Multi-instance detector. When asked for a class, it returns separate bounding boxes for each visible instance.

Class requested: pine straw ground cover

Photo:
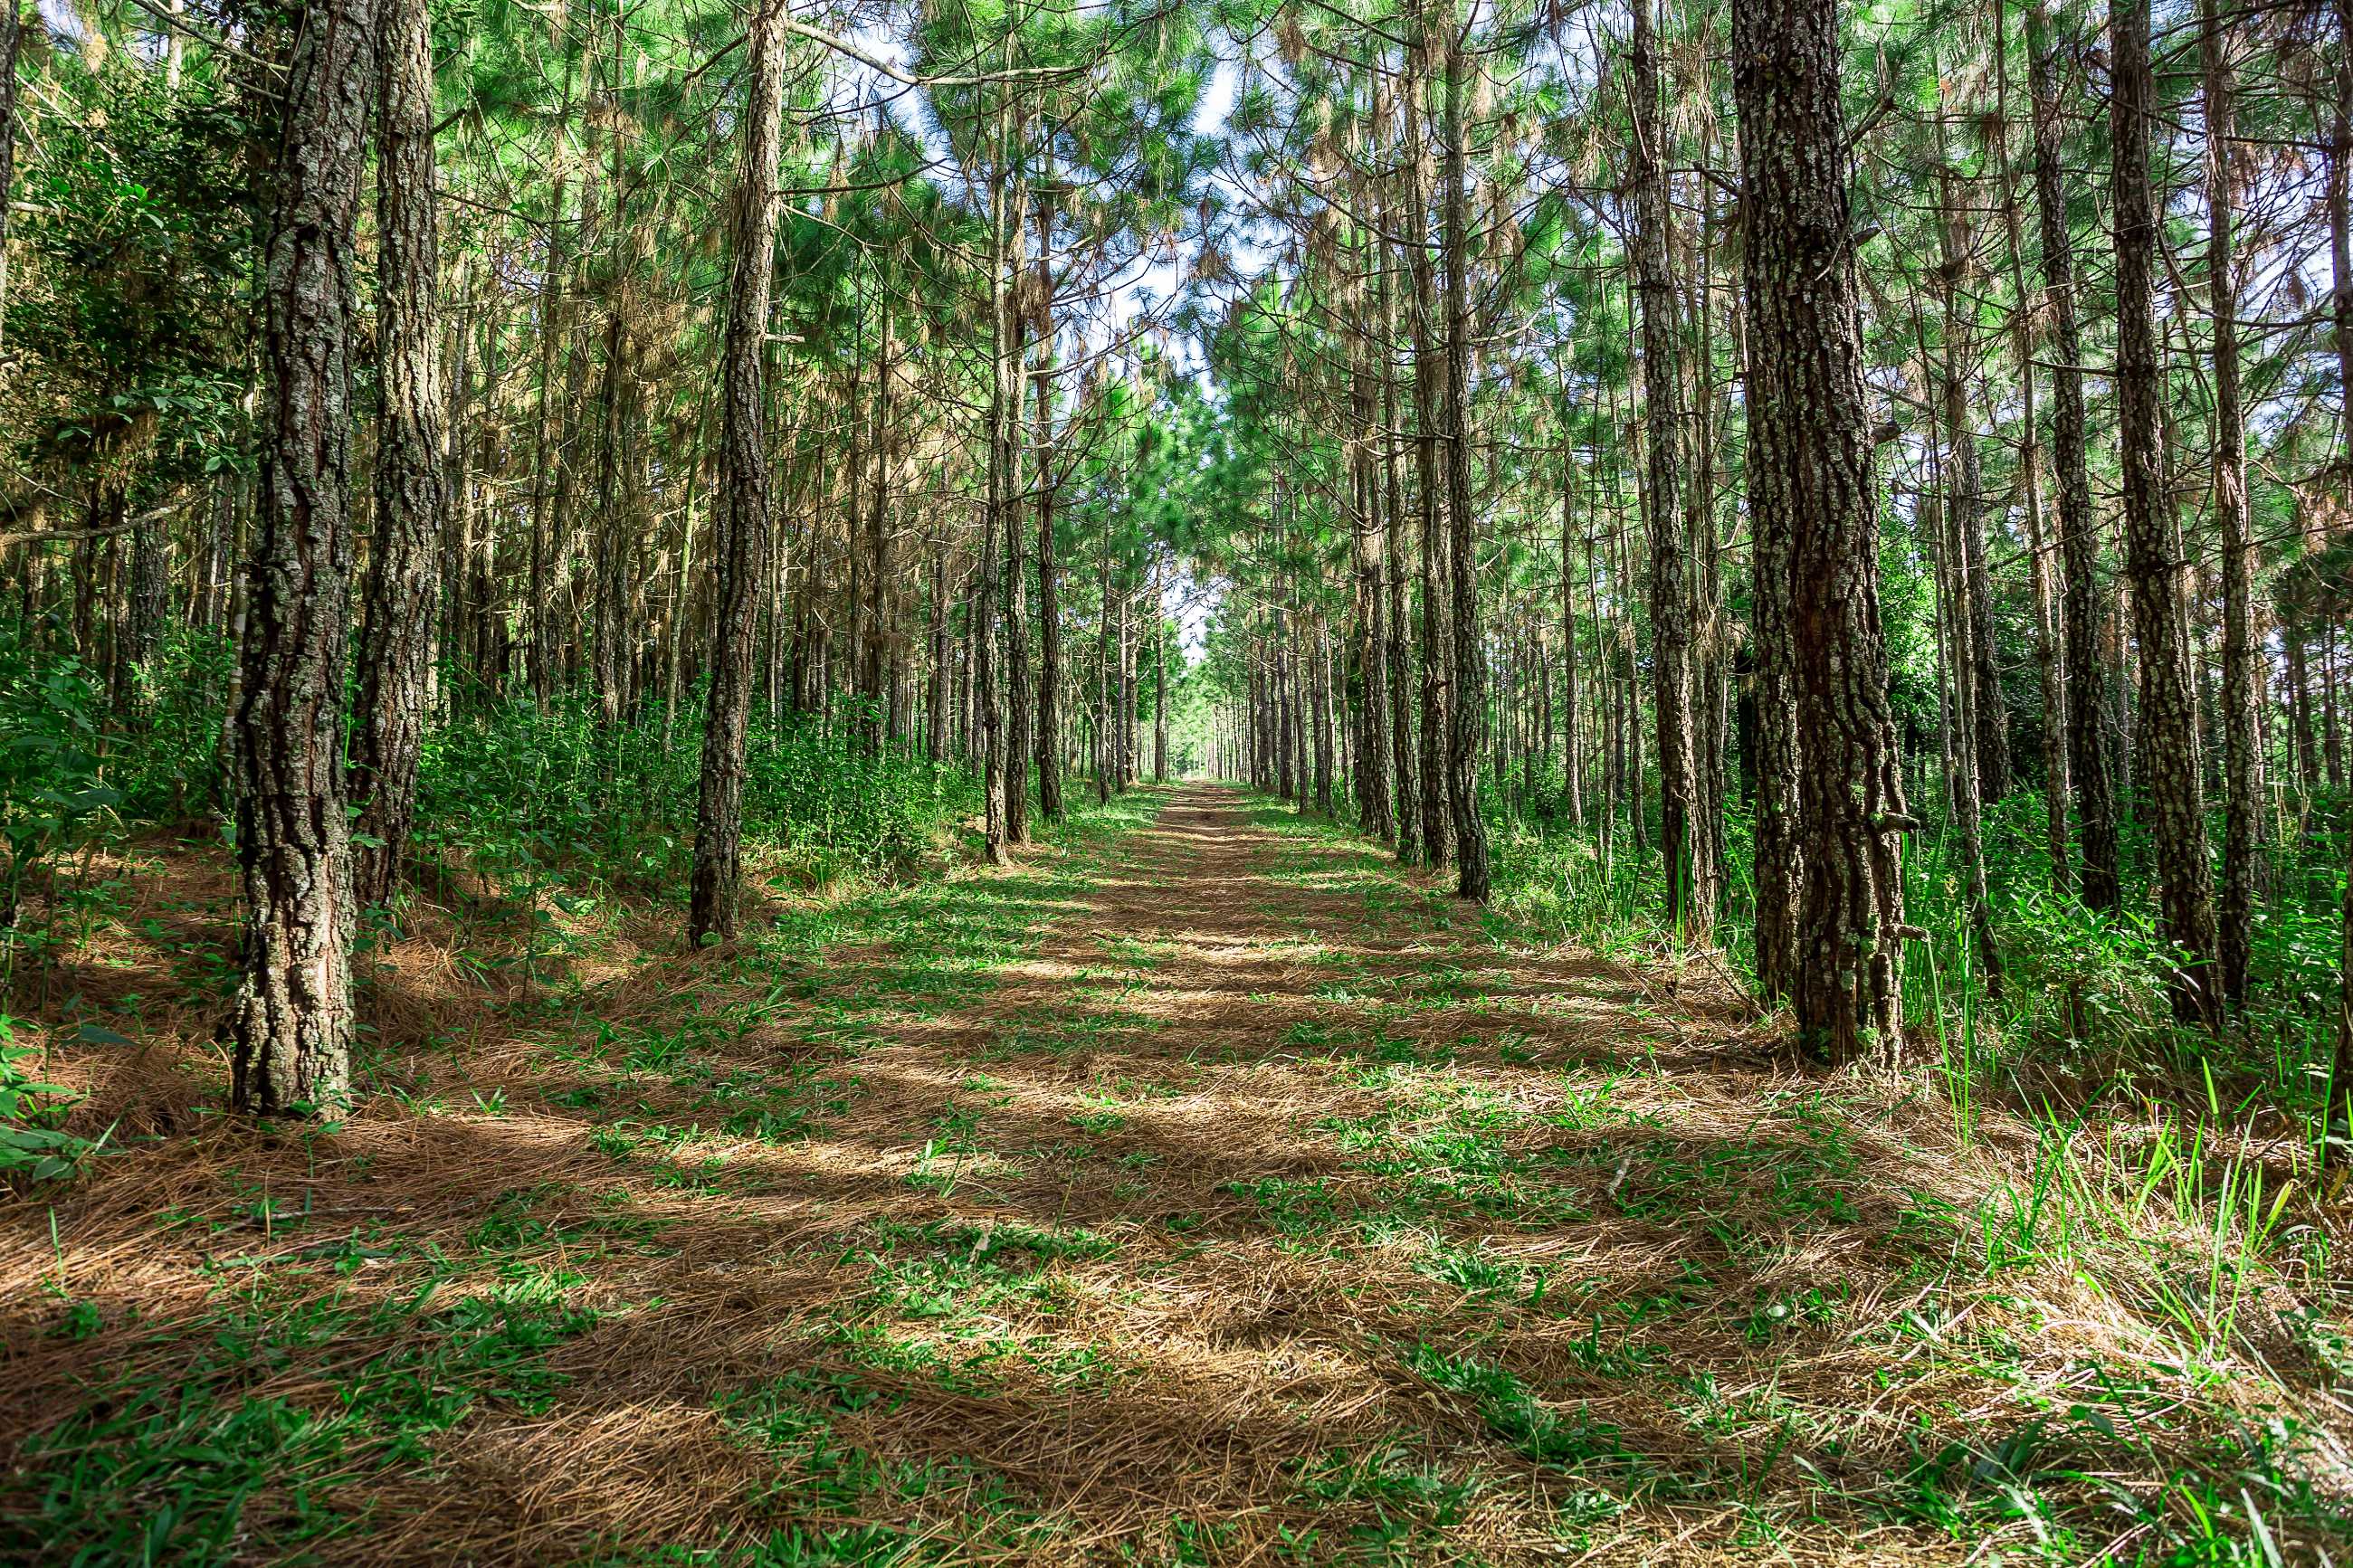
[2,783,2350,1566]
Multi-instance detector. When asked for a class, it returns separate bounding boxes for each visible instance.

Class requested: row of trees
[5,0,2352,1114]
[1180,0,2353,1078]
[0,0,1211,1109]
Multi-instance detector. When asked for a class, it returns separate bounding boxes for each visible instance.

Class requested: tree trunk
[1381,228,1420,863]
[1351,239,1393,840]
[1733,0,1910,1061]
[1407,41,1452,870]
[229,0,377,1112]
[1034,289,1066,819]
[1559,440,1583,829]
[1995,24,2070,887]
[1155,615,1169,783]
[123,497,168,716]
[1631,0,1702,936]
[1440,15,1487,900]
[2113,0,2222,1030]
[858,313,893,748]
[977,111,1024,855]
[1937,165,2009,806]
[352,0,447,908]
[2028,0,2119,909]
[2204,0,2257,1011]
[928,542,952,763]
[685,0,788,946]
[1003,287,1034,843]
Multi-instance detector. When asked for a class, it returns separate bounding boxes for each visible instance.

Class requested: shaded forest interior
[4,0,2353,1560]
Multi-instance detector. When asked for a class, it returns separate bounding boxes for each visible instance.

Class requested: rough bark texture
[1440,20,1488,902]
[1559,447,1583,828]
[685,0,787,946]
[999,193,1034,847]
[2204,0,2256,1010]
[2336,0,2353,478]
[352,0,448,908]
[1631,0,1703,936]
[979,165,1014,859]
[229,0,378,1112]
[1748,358,1799,1003]
[1994,28,2069,889]
[857,318,893,747]
[2028,0,2118,909]
[2334,0,2353,1158]
[1936,172,2009,807]
[2112,0,2222,1031]
[1349,214,1393,841]
[1381,231,1420,864]
[1407,43,1453,872]
[1733,0,1910,1062]
[1034,305,1065,821]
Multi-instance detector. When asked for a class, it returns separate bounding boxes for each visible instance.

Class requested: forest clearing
[5,0,2353,1559]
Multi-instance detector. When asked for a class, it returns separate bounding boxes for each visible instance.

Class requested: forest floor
[3,784,2348,1565]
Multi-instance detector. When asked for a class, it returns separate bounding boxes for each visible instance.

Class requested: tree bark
[1439,14,1487,900]
[229,0,378,1112]
[1381,226,1420,863]
[352,0,448,908]
[1034,271,1066,819]
[1937,166,2010,806]
[686,0,788,946]
[2113,0,2222,1030]
[1733,0,1910,1061]
[1405,33,1452,870]
[857,312,893,749]
[2204,0,2257,1011]
[2028,0,2119,908]
[0,2,24,359]
[1631,0,1704,936]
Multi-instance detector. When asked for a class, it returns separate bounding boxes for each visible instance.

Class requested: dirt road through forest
[2,784,2329,1564]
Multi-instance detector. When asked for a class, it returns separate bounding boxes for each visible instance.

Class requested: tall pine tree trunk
[685,0,788,946]
[1034,259,1066,819]
[1440,15,1487,899]
[352,0,447,908]
[1995,21,2070,885]
[1381,225,1420,863]
[1733,0,1910,1061]
[2029,0,2119,908]
[229,0,378,1112]
[2204,0,2257,1011]
[2113,0,2222,1030]
[1631,0,1703,936]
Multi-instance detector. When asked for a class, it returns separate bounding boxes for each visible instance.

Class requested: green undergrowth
[1236,782,2353,1564]
[7,779,2349,1563]
[2,756,1158,1563]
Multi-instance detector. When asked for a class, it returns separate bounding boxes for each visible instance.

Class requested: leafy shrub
[0,629,118,961]
[0,1014,108,1184]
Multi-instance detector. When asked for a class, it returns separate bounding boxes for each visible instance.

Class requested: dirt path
[2,784,2331,1564]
